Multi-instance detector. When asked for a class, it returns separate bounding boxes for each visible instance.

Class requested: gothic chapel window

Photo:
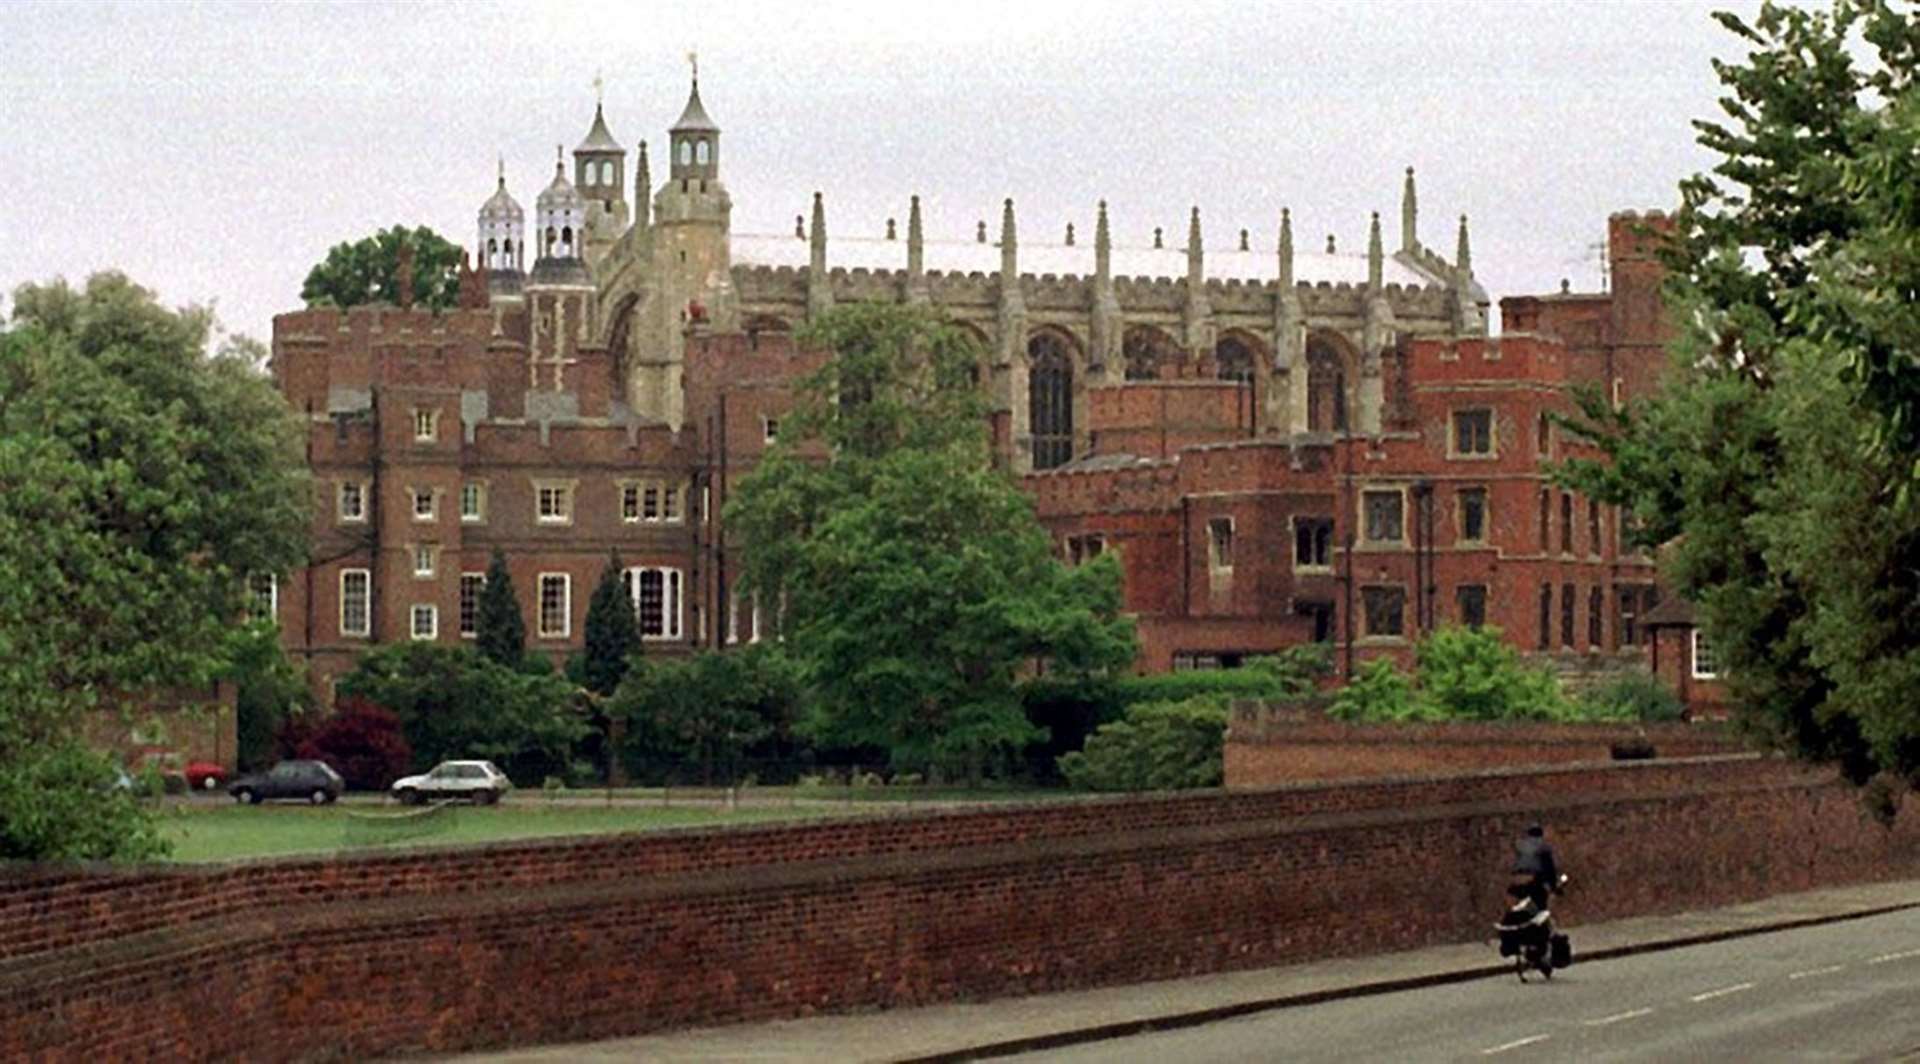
[1215,337,1254,383]
[1029,333,1073,470]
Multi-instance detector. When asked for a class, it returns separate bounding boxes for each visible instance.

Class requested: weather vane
[593,70,604,104]
[688,50,698,85]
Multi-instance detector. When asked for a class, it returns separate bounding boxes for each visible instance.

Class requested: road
[1008,908,1920,1063]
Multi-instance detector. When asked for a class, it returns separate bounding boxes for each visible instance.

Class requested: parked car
[227,760,344,805]
[184,761,229,792]
[390,761,512,805]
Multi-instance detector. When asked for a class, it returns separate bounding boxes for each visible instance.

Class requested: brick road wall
[3,756,1913,1061]
[1225,710,1743,786]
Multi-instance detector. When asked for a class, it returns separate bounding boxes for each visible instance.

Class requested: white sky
[1,0,1773,344]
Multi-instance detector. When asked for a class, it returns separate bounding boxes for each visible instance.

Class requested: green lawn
[156,799,845,863]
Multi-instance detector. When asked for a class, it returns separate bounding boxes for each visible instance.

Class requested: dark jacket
[1512,835,1560,885]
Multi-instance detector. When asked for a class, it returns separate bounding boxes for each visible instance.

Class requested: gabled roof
[1641,597,1696,629]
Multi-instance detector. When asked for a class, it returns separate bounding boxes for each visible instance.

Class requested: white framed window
[460,482,485,523]
[643,484,661,521]
[1691,629,1720,679]
[412,543,437,578]
[410,604,438,641]
[538,573,570,638]
[340,569,371,638]
[338,481,366,523]
[535,482,573,525]
[621,480,685,524]
[1362,488,1406,545]
[621,484,642,523]
[763,417,779,444]
[246,572,277,624]
[412,488,435,522]
[459,572,485,638]
[1361,585,1407,638]
[413,408,437,442]
[663,484,682,523]
[629,566,683,641]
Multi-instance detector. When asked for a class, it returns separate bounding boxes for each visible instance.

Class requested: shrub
[1058,697,1229,791]
[1414,625,1571,721]
[1327,657,1437,722]
[1577,672,1687,723]
[336,642,589,784]
[296,696,412,790]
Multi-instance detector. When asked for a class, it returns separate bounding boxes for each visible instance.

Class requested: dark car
[227,760,344,805]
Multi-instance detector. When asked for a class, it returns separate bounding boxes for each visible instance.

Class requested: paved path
[440,879,1919,1064]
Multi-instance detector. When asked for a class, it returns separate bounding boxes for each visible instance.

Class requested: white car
[391,760,512,805]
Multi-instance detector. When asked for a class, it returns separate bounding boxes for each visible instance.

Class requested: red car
[184,761,229,791]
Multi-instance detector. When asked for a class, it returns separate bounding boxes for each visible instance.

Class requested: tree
[726,303,1137,779]
[611,645,803,785]
[475,548,526,668]
[580,552,639,697]
[1555,2,1920,786]
[224,621,312,771]
[336,642,589,785]
[295,695,411,790]
[0,272,309,859]
[300,225,463,310]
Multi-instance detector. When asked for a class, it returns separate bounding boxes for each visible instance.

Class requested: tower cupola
[573,97,627,211]
[477,157,526,299]
[669,56,720,186]
[535,146,586,261]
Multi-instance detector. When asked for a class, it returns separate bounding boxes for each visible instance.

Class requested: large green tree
[726,303,1137,778]
[611,645,803,785]
[300,225,463,310]
[0,272,310,859]
[1557,1,1920,784]
[475,548,526,668]
[580,552,639,697]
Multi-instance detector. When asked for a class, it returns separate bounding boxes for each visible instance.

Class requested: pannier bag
[1549,932,1572,969]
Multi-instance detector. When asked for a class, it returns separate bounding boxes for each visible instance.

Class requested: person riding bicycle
[1508,822,1562,910]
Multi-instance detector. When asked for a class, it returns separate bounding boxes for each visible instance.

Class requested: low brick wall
[3,756,1913,1061]
[1225,705,1742,787]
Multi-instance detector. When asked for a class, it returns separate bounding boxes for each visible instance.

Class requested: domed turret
[532,146,591,286]
[477,158,525,300]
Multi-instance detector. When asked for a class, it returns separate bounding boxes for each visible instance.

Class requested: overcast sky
[2,0,1774,344]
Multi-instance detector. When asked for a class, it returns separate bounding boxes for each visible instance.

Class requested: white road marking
[1789,964,1845,979]
[1584,1007,1654,1026]
[1867,948,1920,965]
[1689,982,1755,1003]
[1481,1034,1550,1055]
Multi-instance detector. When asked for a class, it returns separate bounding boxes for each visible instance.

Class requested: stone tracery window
[1123,326,1179,382]
[1029,331,1074,470]
[1305,335,1349,432]
[1214,335,1255,383]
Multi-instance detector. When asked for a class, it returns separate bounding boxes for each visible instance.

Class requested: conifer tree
[475,548,525,668]
[581,552,639,696]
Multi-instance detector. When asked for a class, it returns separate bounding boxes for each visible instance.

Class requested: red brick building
[266,76,1700,710]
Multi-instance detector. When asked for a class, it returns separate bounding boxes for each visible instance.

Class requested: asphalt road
[1007,908,1920,1063]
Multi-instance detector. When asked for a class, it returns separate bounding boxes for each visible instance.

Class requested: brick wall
[4,756,1912,1061]
[1225,708,1743,786]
